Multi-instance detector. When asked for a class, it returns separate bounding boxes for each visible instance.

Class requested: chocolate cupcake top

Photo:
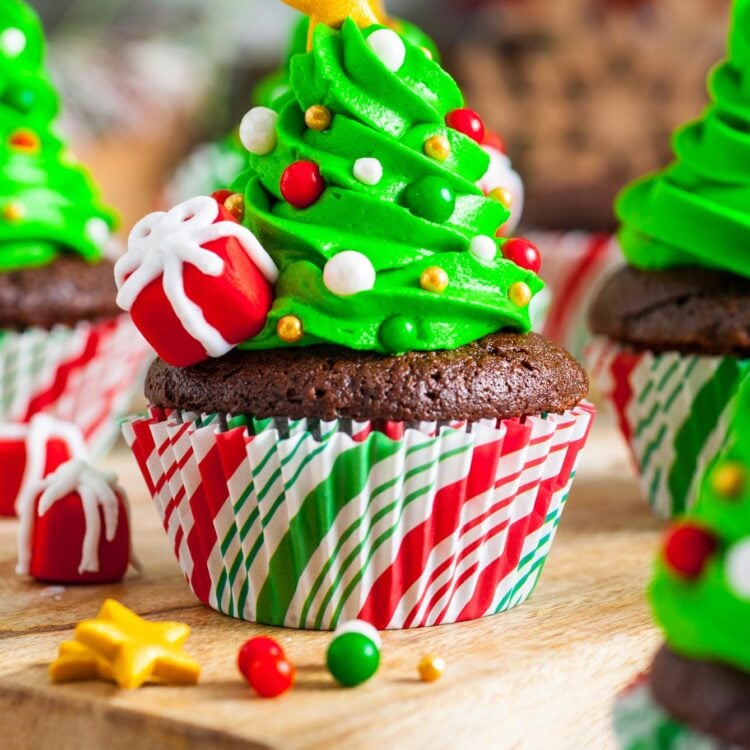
[0,255,120,329]
[145,331,588,421]
[589,265,750,356]
[0,1,116,272]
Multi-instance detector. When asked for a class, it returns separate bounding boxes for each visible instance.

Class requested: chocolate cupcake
[614,380,750,749]
[0,0,150,517]
[588,0,750,519]
[120,0,593,630]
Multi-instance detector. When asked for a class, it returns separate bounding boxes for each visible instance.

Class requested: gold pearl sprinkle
[277,315,304,343]
[508,281,532,308]
[224,193,245,222]
[420,266,449,294]
[418,655,445,683]
[305,105,332,132]
[3,202,24,222]
[424,135,451,162]
[488,187,513,209]
[711,460,746,499]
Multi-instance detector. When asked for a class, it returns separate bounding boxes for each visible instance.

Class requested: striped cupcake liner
[122,403,594,630]
[0,315,151,460]
[614,679,731,749]
[587,337,750,519]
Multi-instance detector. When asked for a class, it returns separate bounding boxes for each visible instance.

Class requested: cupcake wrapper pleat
[0,315,150,458]
[587,337,750,519]
[122,404,595,630]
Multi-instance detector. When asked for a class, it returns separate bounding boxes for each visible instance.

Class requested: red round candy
[280,160,325,209]
[238,637,285,678]
[663,523,718,580]
[247,656,295,698]
[211,189,234,206]
[502,238,541,274]
[446,108,485,144]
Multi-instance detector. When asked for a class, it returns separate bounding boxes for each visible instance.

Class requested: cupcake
[0,0,150,495]
[588,0,750,519]
[120,0,594,630]
[614,381,750,748]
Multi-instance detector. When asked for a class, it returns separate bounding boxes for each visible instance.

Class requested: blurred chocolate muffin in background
[442,0,730,230]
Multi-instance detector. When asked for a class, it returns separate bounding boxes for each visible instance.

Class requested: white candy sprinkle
[334,619,382,649]
[323,251,376,297]
[85,217,111,247]
[353,158,383,186]
[469,235,498,261]
[0,28,26,58]
[239,107,279,156]
[366,29,406,73]
[726,537,750,599]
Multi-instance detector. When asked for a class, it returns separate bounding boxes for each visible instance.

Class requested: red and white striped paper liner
[0,315,151,459]
[123,403,594,630]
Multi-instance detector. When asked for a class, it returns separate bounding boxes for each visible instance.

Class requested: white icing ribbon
[17,458,127,576]
[12,414,89,525]
[115,196,278,359]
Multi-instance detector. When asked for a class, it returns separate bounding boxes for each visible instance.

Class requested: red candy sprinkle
[9,129,40,152]
[238,637,285,678]
[502,238,541,274]
[247,656,295,698]
[446,108,485,144]
[663,523,718,580]
[280,160,325,209]
[211,189,234,206]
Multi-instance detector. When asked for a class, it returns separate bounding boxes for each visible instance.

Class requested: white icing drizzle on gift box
[6,413,88,517]
[14,415,131,577]
[115,195,278,358]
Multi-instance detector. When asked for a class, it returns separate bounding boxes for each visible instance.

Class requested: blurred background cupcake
[614,379,750,748]
[588,0,750,519]
[0,0,151,514]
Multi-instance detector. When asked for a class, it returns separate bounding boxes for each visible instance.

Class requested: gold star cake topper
[49,599,201,690]
[282,0,389,48]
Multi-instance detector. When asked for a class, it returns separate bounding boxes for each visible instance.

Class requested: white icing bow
[115,196,278,358]
[17,459,126,576]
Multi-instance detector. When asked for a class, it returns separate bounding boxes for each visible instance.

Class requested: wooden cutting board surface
[0,416,662,750]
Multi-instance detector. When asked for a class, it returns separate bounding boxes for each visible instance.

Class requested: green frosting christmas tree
[617,0,750,278]
[651,377,750,674]
[0,0,115,271]
[231,1,541,354]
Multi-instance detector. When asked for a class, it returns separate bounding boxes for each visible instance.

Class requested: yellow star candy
[282,0,388,48]
[50,599,200,690]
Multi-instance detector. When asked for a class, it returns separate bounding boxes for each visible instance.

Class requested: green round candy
[5,84,36,113]
[326,632,380,687]
[405,176,456,223]
[379,315,418,353]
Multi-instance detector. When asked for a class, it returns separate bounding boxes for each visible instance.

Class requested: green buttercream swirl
[254,15,441,110]
[650,378,750,674]
[0,0,115,271]
[617,0,750,277]
[239,19,541,353]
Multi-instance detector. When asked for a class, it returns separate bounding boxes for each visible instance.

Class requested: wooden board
[0,414,663,750]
